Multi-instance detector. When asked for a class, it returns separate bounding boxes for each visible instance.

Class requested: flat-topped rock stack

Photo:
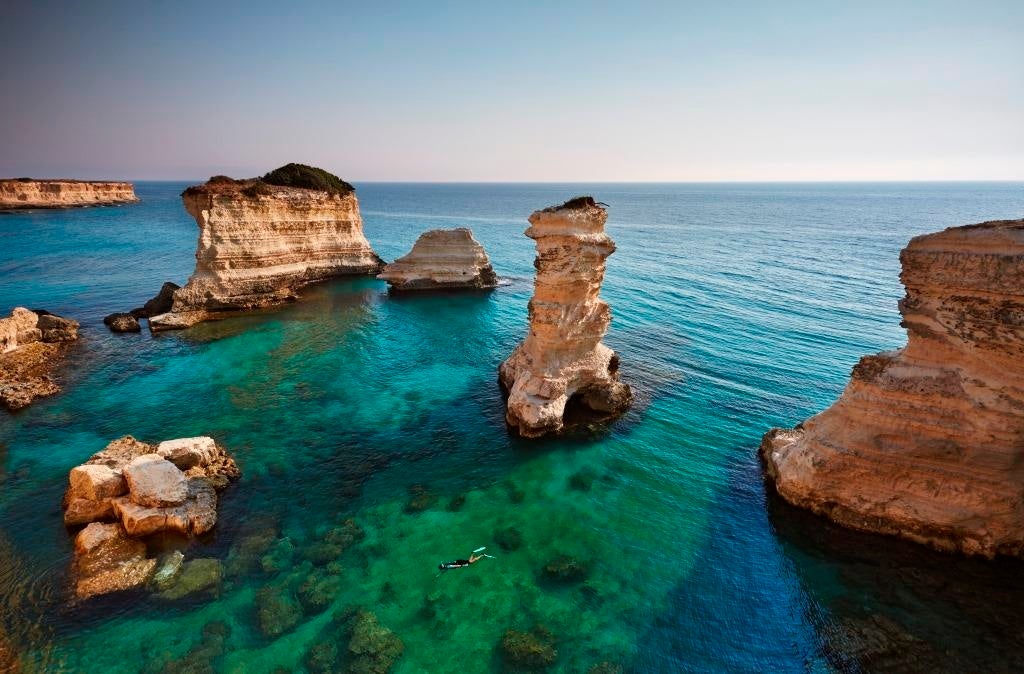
[149,164,384,330]
[0,179,138,209]
[499,197,632,437]
[762,218,1024,558]
[377,228,498,290]
[64,435,239,599]
[0,307,79,411]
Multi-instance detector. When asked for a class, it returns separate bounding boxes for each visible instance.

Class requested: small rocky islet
[63,435,239,600]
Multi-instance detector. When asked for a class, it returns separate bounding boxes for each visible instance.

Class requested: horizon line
[43,178,1024,184]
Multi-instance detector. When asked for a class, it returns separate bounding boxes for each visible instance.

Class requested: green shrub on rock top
[261,163,354,195]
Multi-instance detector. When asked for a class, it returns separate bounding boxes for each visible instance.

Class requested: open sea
[1,181,1023,673]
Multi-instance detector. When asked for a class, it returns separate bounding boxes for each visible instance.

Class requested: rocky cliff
[377,228,498,290]
[499,197,632,437]
[149,173,383,330]
[762,218,1024,558]
[0,308,79,411]
[0,179,137,209]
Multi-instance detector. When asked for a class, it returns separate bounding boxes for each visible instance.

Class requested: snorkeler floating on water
[438,547,495,572]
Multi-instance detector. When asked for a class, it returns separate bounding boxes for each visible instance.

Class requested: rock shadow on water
[766,491,1024,672]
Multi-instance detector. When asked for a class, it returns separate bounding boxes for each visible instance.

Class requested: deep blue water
[1,182,1023,673]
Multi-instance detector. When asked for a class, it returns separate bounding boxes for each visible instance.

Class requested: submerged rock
[377,228,498,291]
[494,526,523,551]
[0,307,79,411]
[73,522,157,600]
[306,639,339,674]
[103,312,140,333]
[347,610,404,673]
[260,537,296,573]
[500,625,557,670]
[150,166,383,330]
[762,218,1024,558]
[403,485,437,513]
[256,584,303,638]
[298,566,344,614]
[542,554,589,582]
[156,558,223,600]
[499,197,632,437]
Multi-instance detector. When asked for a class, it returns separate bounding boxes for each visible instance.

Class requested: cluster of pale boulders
[64,435,239,599]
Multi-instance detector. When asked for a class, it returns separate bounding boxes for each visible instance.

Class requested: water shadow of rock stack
[500,196,632,437]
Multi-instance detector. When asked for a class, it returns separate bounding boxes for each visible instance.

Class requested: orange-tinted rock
[0,308,79,411]
[0,179,138,209]
[762,218,1024,558]
[72,522,156,599]
[499,197,632,437]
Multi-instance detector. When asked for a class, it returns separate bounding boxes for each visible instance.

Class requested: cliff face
[0,179,137,209]
[762,218,1024,558]
[0,308,79,411]
[150,178,383,330]
[377,228,498,290]
[499,197,632,437]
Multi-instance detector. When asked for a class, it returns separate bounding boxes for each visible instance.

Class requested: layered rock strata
[150,176,383,330]
[377,228,498,290]
[762,218,1024,558]
[499,197,632,437]
[0,308,79,411]
[0,179,137,209]
[64,435,239,598]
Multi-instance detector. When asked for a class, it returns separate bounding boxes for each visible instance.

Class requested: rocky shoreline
[0,179,138,209]
[762,218,1024,558]
[0,308,79,411]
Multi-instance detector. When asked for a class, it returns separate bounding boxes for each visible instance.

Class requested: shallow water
[1,182,1023,673]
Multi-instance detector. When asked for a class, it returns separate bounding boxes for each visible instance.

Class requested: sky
[1,1,1022,182]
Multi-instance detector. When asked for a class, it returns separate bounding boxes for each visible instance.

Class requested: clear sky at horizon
[1,1,1022,182]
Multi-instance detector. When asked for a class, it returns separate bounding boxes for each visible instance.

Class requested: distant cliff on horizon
[0,178,138,209]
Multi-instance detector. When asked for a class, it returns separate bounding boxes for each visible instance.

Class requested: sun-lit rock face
[149,176,383,330]
[0,179,137,209]
[377,228,498,290]
[762,218,1024,558]
[499,197,632,437]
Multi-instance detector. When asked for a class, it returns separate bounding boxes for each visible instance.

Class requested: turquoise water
[1,182,1023,673]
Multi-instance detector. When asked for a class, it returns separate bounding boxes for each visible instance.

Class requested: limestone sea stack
[149,164,383,330]
[499,197,632,437]
[762,218,1024,558]
[0,307,79,411]
[377,228,498,290]
[0,178,137,209]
